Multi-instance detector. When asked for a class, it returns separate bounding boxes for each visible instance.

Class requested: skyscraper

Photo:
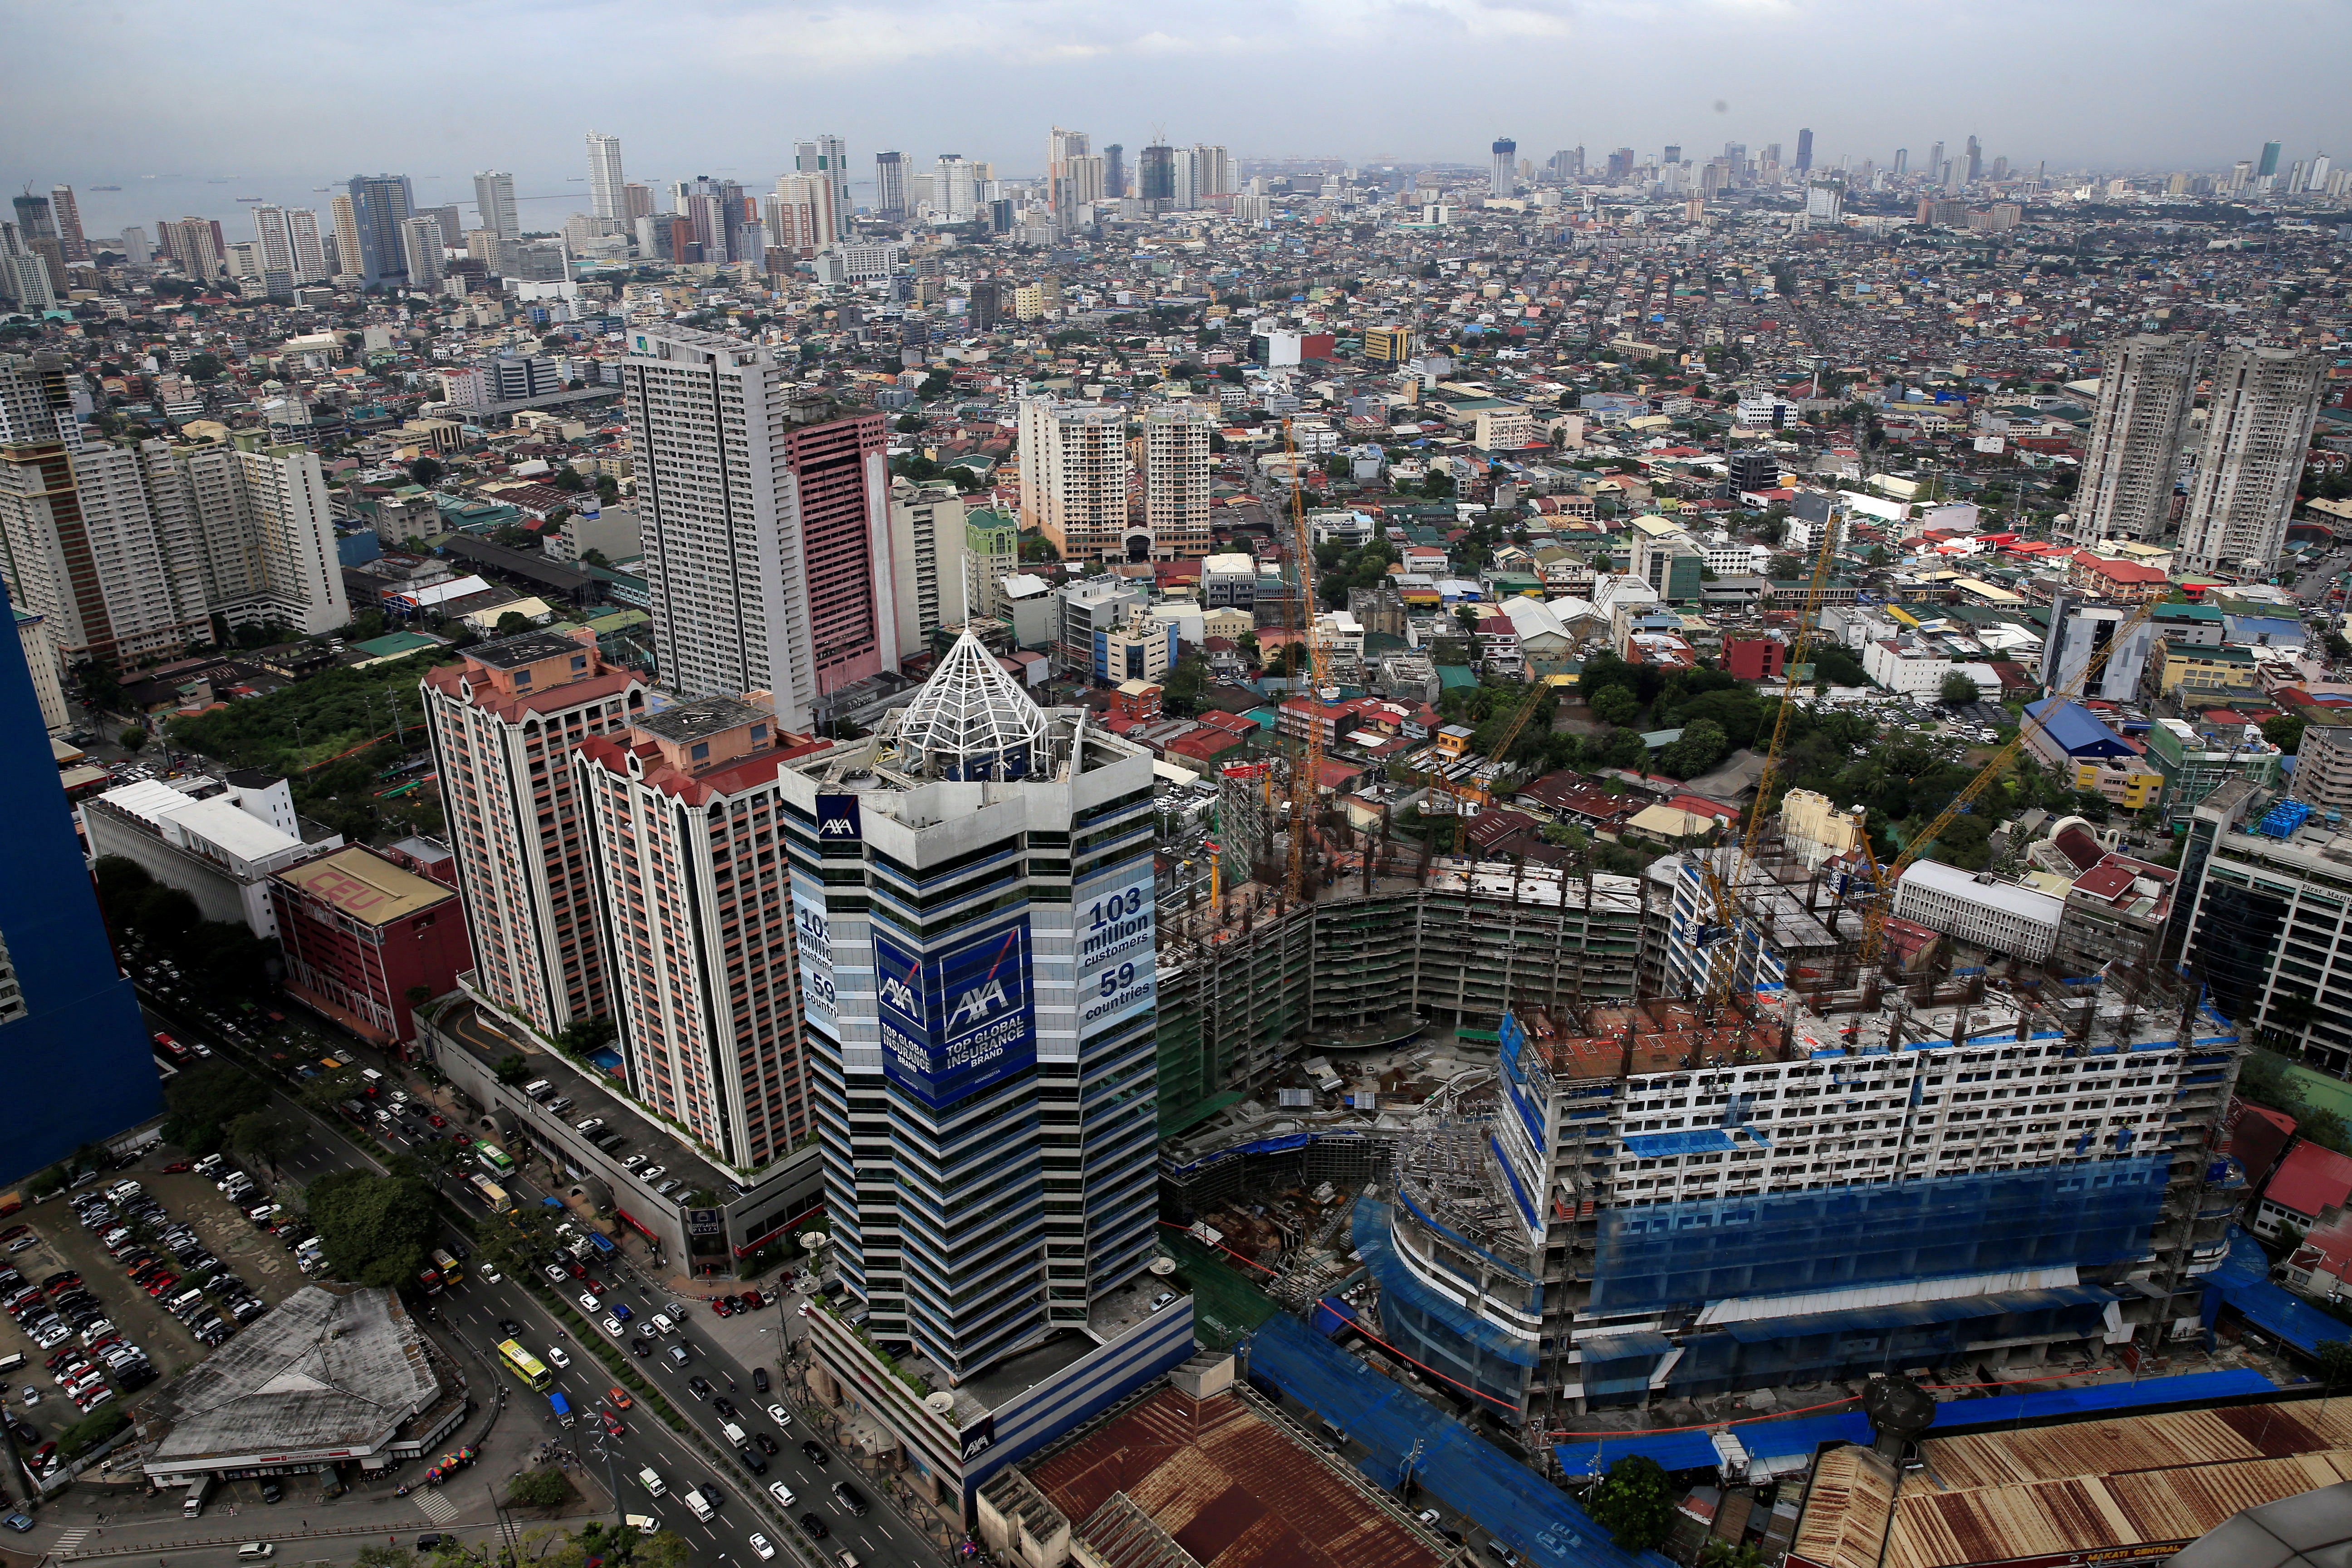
[345,174,416,287]
[620,325,898,730]
[46,186,88,265]
[934,155,975,222]
[473,172,519,241]
[573,695,819,1169]
[1190,145,1233,201]
[2259,140,2283,178]
[328,194,363,282]
[1137,144,1175,205]
[874,152,906,218]
[795,136,852,239]
[1103,143,1125,200]
[162,216,225,281]
[1142,402,1212,559]
[1893,147,1909,178]
[420,628,648,1041]
[1965,134,1982,183]
[1490,136,1518,194]
[1795,127,1814,174]
[399,216,446,286]
[1047,128,1101,230]
[2066,333,2199,547]
[2178,345,2327,577]
[0,570,162,1182]
[1018,398,1132,562]
[0,228,57,313]
[782,632,1161,1376]
[586,131,627,221]
[250,206,296,280]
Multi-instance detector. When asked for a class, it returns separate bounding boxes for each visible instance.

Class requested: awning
[1719,1284,2117,1343]
[1577,1330,1673,1363]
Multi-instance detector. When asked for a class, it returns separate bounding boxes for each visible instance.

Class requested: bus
[496,1340,552,1391]
[415,1264,442,1296]
[476,1143,515,1176]
[468,1174,512,1215]
[431,1248,463,1287]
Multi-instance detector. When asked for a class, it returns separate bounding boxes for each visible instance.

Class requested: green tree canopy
[1589,1455,1675,1550]
[1589,685,1640,727]
[2266,714,2308,755]
[306,1167,440,1288]
[1940,673,1982,706]
[162,1063,271,1153]
[508,1468,571,1508]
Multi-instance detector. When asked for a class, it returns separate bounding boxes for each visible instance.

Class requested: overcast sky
[10,0,2347,236]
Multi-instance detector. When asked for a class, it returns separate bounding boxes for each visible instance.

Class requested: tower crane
[1284,419,1327,904]
[1853,596,2157,970]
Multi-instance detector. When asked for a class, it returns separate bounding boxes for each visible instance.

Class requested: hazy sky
[10,0,2347,236]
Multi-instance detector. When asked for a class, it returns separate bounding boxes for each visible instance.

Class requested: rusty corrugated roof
[1025,1387,1438,1568]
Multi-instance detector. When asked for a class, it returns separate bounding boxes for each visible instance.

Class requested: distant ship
[313,186,332,192]
[90,185,121,191]
[236,196,264,202]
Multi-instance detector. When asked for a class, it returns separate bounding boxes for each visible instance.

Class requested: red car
[144,1273,178,1297]
[600,1412,624,1437]
[581,1278,604,1297]
[162,1161,191,1174]
[426,1114,446,1128]
[741,1289,763,1309]
[565,1262,587,1280]
[709,1298,732,1318]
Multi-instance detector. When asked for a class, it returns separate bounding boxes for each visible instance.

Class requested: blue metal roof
[2023,697,2135,760]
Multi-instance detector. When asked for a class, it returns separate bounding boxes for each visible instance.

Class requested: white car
[544,1266,568,1283]
[766,1482,796,1509]
[767,1404,793,1428]
[747,1536,774,1562]
[578,1293,600,1313]
[546,1346,571,1369]
[602,1316,624,1338]
[480,1267,503,1284]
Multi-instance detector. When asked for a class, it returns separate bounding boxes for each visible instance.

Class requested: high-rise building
[328,194,364,282]
[0,571,162,1180]
[781,633,1161,1376]
[345,174,416,287]
[1892,147,1909,178]
[0,351,78,447]
[0,227,56,313]
[2064,333,2199,547]
[1141,402,1212,559]
[2040,591,2157,705]
[966,279,1000,332]
[2178,345,2327,577]
[46,186,88,265]
[1137,144,1175,205]
[933,155,976,222]
[250,206,296,281]
[620,326,897,730]
[874,152,906,218]
[887,478,971,653]
[767,176,835,259]
[9,195,61,292]
[586,131,627,221]
[1550,147,1584,180]
[420,628,647,1041]
[1190,145,1232,200]
[1965,134,1982,183]
[2259,140,2283,178]
[281,209,324,283]
[1795,127,1814,173]
[622,183,653,224]
[1103,144,1125,200]
[573,695,819,1169]
[398,215,446,285]
[1018,398,1132,563]
[162,216,224,281]
[1490,137,1517,194]
[794,136,852,239]
[472,172,519,241]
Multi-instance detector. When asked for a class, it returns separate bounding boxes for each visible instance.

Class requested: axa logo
[879,973,921,1019]
[946,978,1013,1030]
[818,816,858,837]
[961,1431,995,1460]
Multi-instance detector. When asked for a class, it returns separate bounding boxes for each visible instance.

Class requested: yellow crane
[1443,656,1569,854]
[1284,419,1327,904]
[1853,596,2158,969]
[1696,505,1847,1011]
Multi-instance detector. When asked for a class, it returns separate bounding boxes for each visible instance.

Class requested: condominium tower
[1491,137,1518,194]
[2064,333,2197,547]
[573,695,822,1171]
[794,137,852,240]
[619,325,897,730]
[2177,345,2327,577]
[1141,402,1214,559]
[345,174,416,287]
[472,172,520,241]
[586,132,627,222]
[1017,397,1131,562]
[420,628,647,1040]
[781,633,1161,1380]
[874,152,906,219]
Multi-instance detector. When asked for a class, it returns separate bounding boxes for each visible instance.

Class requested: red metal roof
[2265,1140,2352,1219]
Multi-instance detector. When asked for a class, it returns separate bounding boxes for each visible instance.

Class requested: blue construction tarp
[1309,1296,1358,1338]
[1245,1313,1673,1568]
[1552,1368,2279,1477]
[2205,1227,2345,1357]
[1621,1129,1739,1158]
[1717,1284,2115,1342]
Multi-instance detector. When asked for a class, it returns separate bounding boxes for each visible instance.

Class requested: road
[119,985,940,1568]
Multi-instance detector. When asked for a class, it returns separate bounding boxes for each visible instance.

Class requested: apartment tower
[573,695,823,1170]
[2178,345,2327,577]
[874,152,906,219]
[420,627,647,1040]
[1491,137,1518,194]
[794,137,853,240]
[344,174,416,287]
[1141,402,1213,559]
[2064,333,2198,547]
[473,172,520,241]
[781,634,1161,1379]
[1017,397,1131,563]
[586,132,627,222]
[619,325,897,730]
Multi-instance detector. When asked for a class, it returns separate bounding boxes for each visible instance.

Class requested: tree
[2267,714,2308,755]
[306,1167,439,1287]
[227,1111,298,1175]
[1589,686,1640,727]
[352,1547,413,1568]
[508,1468,571,1508]
[1588,1455,1675,1550]
[556,1016,617,1060]
[184,353,225,382]
[2317,1340,2352,1394]
[408,456,445,486]
[1940,673,1982,706]
[1657,718,1730,780]
[1766,553,1804,580]
[1161,654,1210,718]
[494,611,535,639]
[118,726,147,753]
[162,1063,271,1154]
[493,1054,531,1087]
[551,466,588,494]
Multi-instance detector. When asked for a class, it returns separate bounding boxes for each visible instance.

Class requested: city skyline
[9,0,2350,234]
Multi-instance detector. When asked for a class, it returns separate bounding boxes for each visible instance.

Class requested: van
[0,1353,26,1376]
[637,1467,666,1496]
[523,1080,552,1100]
[359,1068,383,1088]
[721,1421,747,1447]
[681,1488,714,1523]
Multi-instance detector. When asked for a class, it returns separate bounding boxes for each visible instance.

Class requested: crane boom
[1284,419,1326,904]
[1855,597,2156,967]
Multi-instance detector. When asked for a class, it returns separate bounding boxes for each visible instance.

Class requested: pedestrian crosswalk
[51,1528,89,1556]
[414,1489,458,1524]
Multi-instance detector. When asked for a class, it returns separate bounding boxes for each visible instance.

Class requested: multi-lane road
[129,989,938,1568]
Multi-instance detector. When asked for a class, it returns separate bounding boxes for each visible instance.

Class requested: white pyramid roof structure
[895,631,1050,779]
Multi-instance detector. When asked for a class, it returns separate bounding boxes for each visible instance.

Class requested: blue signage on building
[814,794,862,844]
[872,920,1035,1108]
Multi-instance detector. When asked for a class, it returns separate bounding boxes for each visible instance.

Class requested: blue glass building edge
[0,577,161,1179]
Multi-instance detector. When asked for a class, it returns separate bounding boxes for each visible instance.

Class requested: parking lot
[0,1161,310,1482]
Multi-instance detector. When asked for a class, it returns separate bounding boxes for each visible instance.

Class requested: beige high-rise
[2065,333,2197,547]
[1141,402,1213,559]
[2178,345,2326,577]
[1018,397,1131,561]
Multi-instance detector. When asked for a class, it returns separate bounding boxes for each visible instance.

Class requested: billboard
[792,886,838,1032]
[1078,874,1156,1033]
[815,794,862,844]
[873,920,1035,1108]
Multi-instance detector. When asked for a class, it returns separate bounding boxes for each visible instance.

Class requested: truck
[681,1487,714,1523]
[549,1391,574,1428]
[183,1477,212,1518]
[637,1467,666,1497]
